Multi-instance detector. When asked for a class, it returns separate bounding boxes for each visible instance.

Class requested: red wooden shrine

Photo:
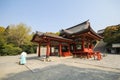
[31,32,73,57]
[31,20,102,59]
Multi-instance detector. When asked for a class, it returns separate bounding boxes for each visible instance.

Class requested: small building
[112,43,120,54]
[31,20,102,58]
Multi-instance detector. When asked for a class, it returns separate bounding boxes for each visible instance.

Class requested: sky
[0,0,120,33]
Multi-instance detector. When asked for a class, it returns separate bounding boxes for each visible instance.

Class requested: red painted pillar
[49,44,52,56]
[96,51,102,61]
[46,42,50,58]
[38,43,41,57]
[89,42,93,49]
[82,40,86,58]
[88,43,90,49]
[68,44,70,53]
[73,44,76,52]
[82,40,85,51]
[73,44,76,57]
[68,44,71,56]
[59,43,62,57]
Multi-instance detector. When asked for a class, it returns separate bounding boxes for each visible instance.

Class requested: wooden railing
[73,48,102,60]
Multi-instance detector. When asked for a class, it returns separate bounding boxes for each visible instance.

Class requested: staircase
[94,40,107,53]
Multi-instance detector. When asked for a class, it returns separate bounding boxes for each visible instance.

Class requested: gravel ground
[0,54,120,80]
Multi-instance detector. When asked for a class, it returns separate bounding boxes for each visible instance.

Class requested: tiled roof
[35,31,73,41]
[97,29,105,34]
[60,20,102,39]
[60,20,90,35]
[32,20,102,42]
[66,20,89,34]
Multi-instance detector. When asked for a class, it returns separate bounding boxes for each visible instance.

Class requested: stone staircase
[94,40,107,53]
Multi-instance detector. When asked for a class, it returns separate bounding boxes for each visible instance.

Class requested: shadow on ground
[26,55,46,60]
[2,64,120,80]
[26,56,39,60]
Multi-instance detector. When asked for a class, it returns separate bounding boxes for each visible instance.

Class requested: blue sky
[0,0,120,32]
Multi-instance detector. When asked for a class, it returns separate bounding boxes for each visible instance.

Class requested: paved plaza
[0,54,120,80]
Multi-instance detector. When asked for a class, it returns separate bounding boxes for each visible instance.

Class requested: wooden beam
[44,36,73,43]
[87,32,100,40]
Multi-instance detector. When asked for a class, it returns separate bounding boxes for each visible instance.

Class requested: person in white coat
[20,52,27,65]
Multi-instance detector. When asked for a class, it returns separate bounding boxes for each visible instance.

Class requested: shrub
[20,45,37,54]
[2,44,22,56]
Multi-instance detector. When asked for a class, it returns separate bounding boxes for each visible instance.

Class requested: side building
[97,27,120,54]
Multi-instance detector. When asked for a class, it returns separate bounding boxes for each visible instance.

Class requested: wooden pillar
[50,46,52,56]
[82,40,85,51]
[59,43,62,57]
[73,43,77,52]
[73,44,76,57]
[82,36,85,51]
[38,43,41,57]
[89,41,93,49]
[87,42,89,49]
[67,44,71,56]
[68,44,70,53]
[91,43,94,49]
[46,42,50,58]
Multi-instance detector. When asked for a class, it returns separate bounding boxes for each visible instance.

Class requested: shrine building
[31,20,102,59]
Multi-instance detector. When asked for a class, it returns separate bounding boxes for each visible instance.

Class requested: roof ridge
[66,20,89,30]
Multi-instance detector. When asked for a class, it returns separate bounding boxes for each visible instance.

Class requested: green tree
[0,27,6,55]
[55,32,60,35]
[7,23,31,47]
[0,26,5,33]
[20,32,37,54]
[104,24,120,45]
[0,24,37,56]
[0,33,6,55]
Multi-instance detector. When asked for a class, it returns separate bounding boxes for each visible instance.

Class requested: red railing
[73,48,102,60]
